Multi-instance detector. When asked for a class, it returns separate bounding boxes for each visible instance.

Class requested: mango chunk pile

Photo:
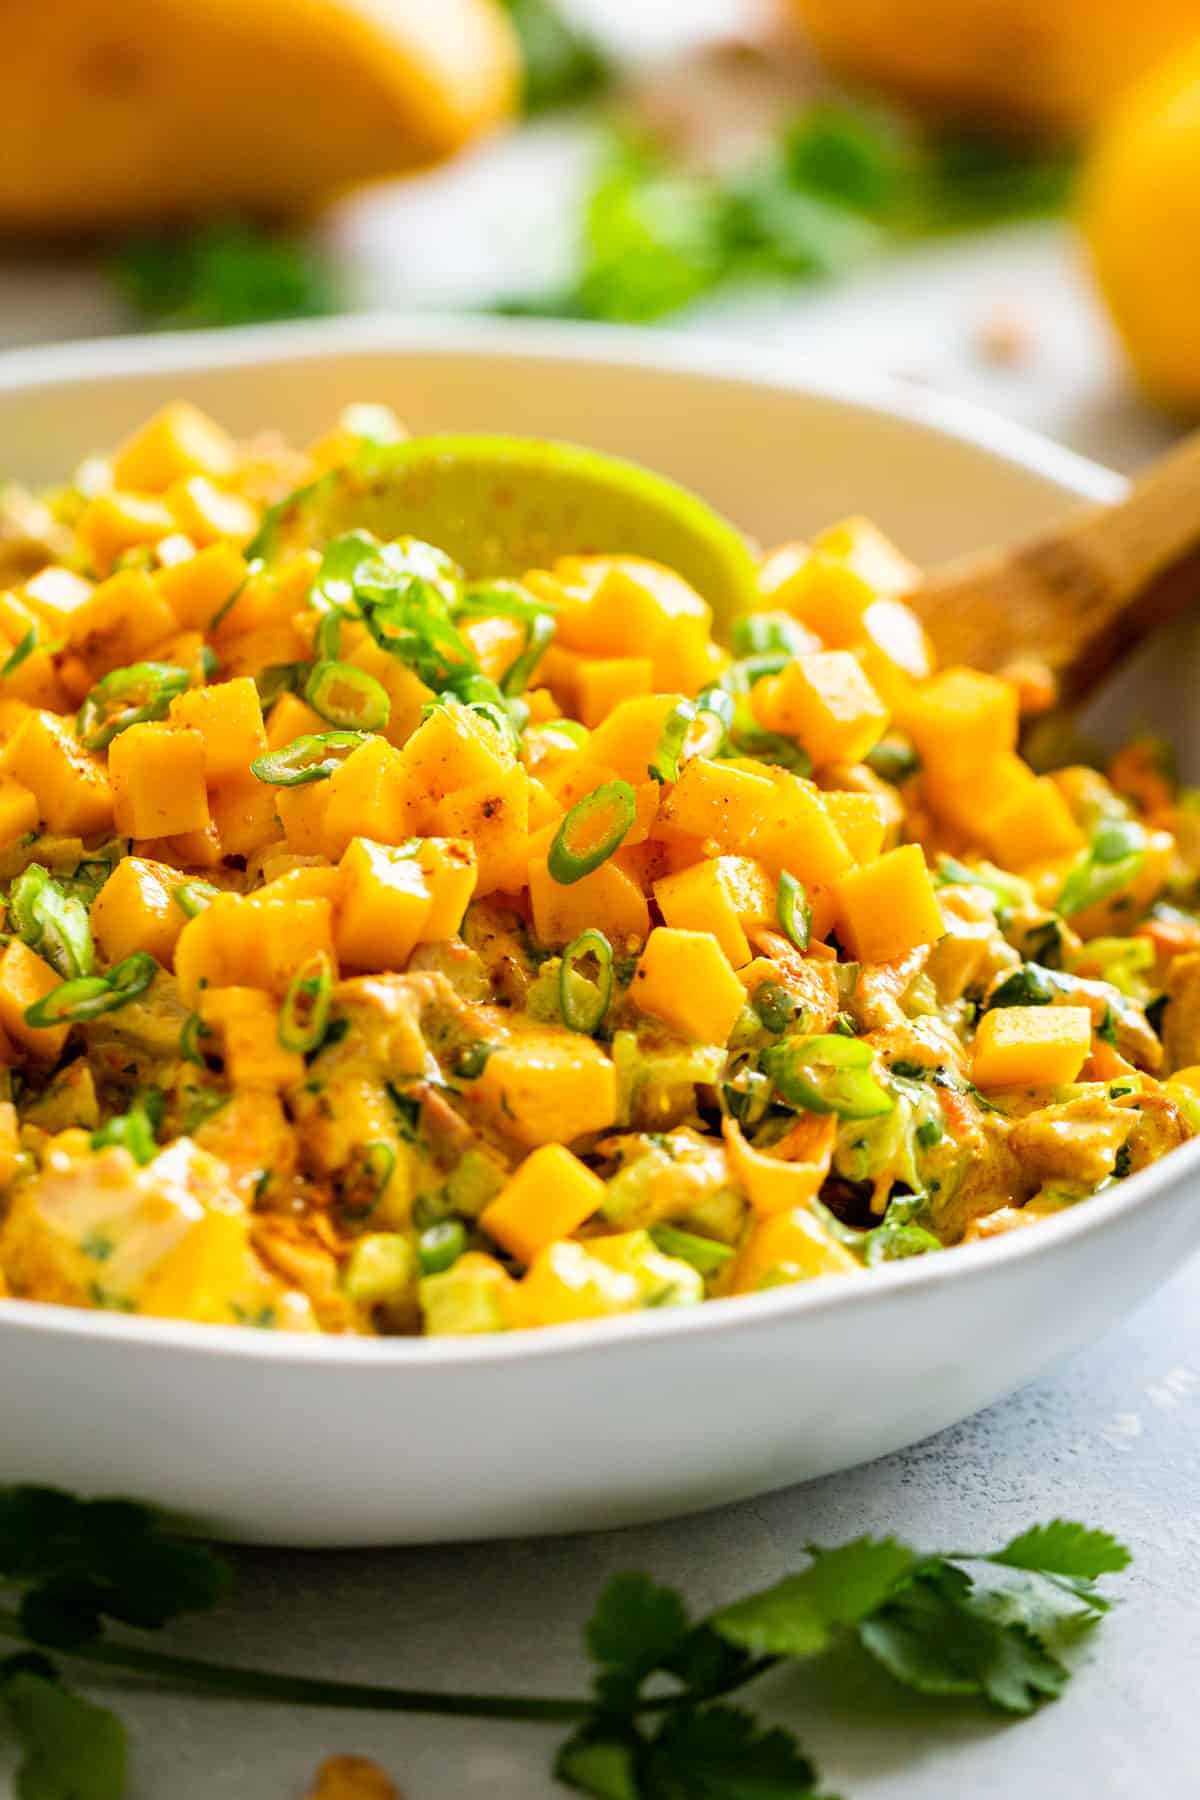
[0,401,1196,1337]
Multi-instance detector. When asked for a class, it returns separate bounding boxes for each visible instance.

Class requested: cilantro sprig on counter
[500,107,1077,326]
[0,1486,1128,1799]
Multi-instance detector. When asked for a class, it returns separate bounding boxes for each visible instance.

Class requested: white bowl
[1,317,1195,1548]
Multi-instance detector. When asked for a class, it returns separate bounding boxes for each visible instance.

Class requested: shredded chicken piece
[1009,1094,1133,1188]
[849,947,931,1031]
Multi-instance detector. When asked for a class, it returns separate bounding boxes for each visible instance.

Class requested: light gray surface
[58,1254,1200,1799]
[1,3,1196,1793]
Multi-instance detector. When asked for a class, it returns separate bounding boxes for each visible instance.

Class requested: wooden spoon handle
[908,429,1200,705]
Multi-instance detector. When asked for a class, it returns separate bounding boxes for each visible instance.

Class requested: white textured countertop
[0,5,1195,1795]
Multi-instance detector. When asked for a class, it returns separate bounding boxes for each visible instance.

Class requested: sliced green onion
[687,685,735,760]
[418,1218,467,1276]
[548,780,636,885]
[751,981,799,1034]
[199,644,220,681]
[304,660,391,732]
[450,1041,494,1080]
[76,662,191,751]
[776,870,812,953]
[173,881,218,920]
[1,627,38,678]
[24,950,157,1028]
[503,611,557,699]
[242,473,328,565]
[9,864,93,981]
[647,700,696,783]
[362,591,477,692]
[314,608,350,662]
[731,613,810,659]
[255,662,309,706]
[339,1140,397,1221]
[1057,819,1147,917]
[560,928,614,1035]
[91,1089,163,1166]
[648,1223,735,1276]
[179,1012,213,1067]
[762,1033,893,1120]
[866,736,921,784]
[862,1221,942,1265]
[250,731,367,787]
[279,951,334,1054]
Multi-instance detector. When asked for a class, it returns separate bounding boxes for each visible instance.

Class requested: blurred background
[8,0,1200,473]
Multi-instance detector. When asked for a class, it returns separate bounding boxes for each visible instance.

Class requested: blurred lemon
[789,0,1200,137]
[1082,38,1200,412]
[0,0,519,230]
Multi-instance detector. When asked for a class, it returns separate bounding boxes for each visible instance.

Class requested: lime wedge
[302,434,759,632]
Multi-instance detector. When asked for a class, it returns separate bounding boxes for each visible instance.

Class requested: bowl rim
[0,310,1169,1371]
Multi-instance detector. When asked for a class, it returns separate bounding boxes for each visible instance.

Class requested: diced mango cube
[347,639,433,748]
[20,567,95,634]
[0,939,70,1062]
[276,780,333,856]
[154,542,249,631]
[924,750,1034,839]
[820,790,889,865]
[833,843,945,964]
[169,676,266,780]
[551,556,714,691]
[653,856,774,969]
[458,614,527,685]
[166,476,258,547]
[480,1142,606,1265]
[76,491,176,576]
[321,736,419,861]
[511,1239,641,1327]
[91,855,189,967]
[0,709,113,836]
[731,1205,861,1294]
[814,516,918,595]
[66,567,179,677]
[748,772,854,889]
[207,772,281,858]
[0,774,39,845]
[583,692,689,784]
[902,666,1019,769]
[265,690,326,751]
[199,986,305,1091]
[334,837,433,972]
[175,892,335,1002]
[658,756,774,848]
[415,838,477,939]
[758,548,876,647]
[397,702,514,801]
[527,854,649,947]
[434,764,531,896]
[980,776,1087,867]
[972,1005,1092,1090]
[466,1031,618,1148]
[112,403,237,493]
[110,723,209,840]
[631,927,746,1043]
[754,651,889,767]
[574,657,655,729]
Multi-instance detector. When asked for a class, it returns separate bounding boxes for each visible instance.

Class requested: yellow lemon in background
[1082,39,1200,413]
[0,0,519,231]
[789,0,1200,137]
